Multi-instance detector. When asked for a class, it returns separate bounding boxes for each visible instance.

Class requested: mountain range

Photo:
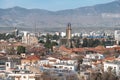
[0,0,120,31]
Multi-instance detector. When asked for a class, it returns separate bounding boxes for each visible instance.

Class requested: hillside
[0,0,120,30]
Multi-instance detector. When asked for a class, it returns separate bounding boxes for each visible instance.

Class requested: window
[23,76,26,78]
[70,67,72,70]
[6,63,9,67]
[59,66,63,68]
[114,67,116,70]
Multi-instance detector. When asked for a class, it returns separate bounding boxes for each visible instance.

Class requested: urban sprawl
[0,24,120,80]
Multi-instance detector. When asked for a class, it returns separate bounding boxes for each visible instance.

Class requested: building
[85,53,104,60]
[39,56,77,71]
[39,57,59,66]
[60,23,73,48]
[53,63,77,71]
[7,71,41,80]
[114,30,120,44]
[13,27,19,37]
[21,55,40,66]
[22,31,38,45]
[104,61,120,76]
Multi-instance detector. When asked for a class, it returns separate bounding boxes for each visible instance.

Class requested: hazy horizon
[0,0,115,11]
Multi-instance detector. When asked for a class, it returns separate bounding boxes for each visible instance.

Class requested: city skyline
[0,0,115,11]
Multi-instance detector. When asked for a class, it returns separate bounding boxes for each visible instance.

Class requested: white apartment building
[39,57,77,71]
[53,59,77,71]
[53,64,77,71]
[85,53,104,60]
[104,61,120,76]
[114,30,120,44]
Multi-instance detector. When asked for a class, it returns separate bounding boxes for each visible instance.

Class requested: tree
[51,42,58,46]
[44,34,58,52]
[82,38,88,47]
[52,34,59,40]
[90,72,102,80]
[77,56,83,72]
[88,39,94,47]
[75,39,80,48]
[39,40,44,44]
[102,67,118,80]
[7,47,16,55]
[17,46,26,55]
[93,39,101,47]
[44,34,51,49]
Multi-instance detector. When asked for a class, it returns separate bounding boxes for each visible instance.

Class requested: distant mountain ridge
[0,0,120,30]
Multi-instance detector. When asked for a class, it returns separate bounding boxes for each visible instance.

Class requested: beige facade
[22,32,38,45]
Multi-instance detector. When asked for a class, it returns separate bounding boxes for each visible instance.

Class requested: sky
[0,0,115,11]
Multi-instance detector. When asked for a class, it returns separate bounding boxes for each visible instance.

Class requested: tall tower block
[66,23,72,40]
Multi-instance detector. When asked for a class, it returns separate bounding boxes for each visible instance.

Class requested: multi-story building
[104,61,120,76]
[22,31,38,45]
[114,30,120,44]
[39,56,77,71]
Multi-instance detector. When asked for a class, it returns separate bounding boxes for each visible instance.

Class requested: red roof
[26,55,40,60]
[59,46,72,53]
[59,45,120,54]
[104,57,115,61]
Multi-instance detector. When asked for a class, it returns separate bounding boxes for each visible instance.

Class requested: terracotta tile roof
[59,46,72,53]
[104,57,115,61]
[43,64,52,68]
[114,47,120,50]
[49,60,56,62]
[93,62,98,66]
[59,45,119,54]
[95,46,105,50]
[26,55,40,60]
[72,48,84,52]
[60,57,71,60]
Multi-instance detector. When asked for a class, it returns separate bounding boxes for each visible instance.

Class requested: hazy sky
[0,0,115,11]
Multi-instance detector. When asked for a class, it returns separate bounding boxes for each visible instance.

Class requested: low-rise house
[82,58,92,65]
[53,63,77,71]
[53,58,77,71]
[46,57,59,65]
[7,70,41,80]
[39,57,59,66]
[21,55,40,66]
[39,56,77,71]
[86,53,104,60]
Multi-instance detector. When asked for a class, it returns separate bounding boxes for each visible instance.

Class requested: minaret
[66,23,72,48]
[66,23,72,40]
[14,27,19,37]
